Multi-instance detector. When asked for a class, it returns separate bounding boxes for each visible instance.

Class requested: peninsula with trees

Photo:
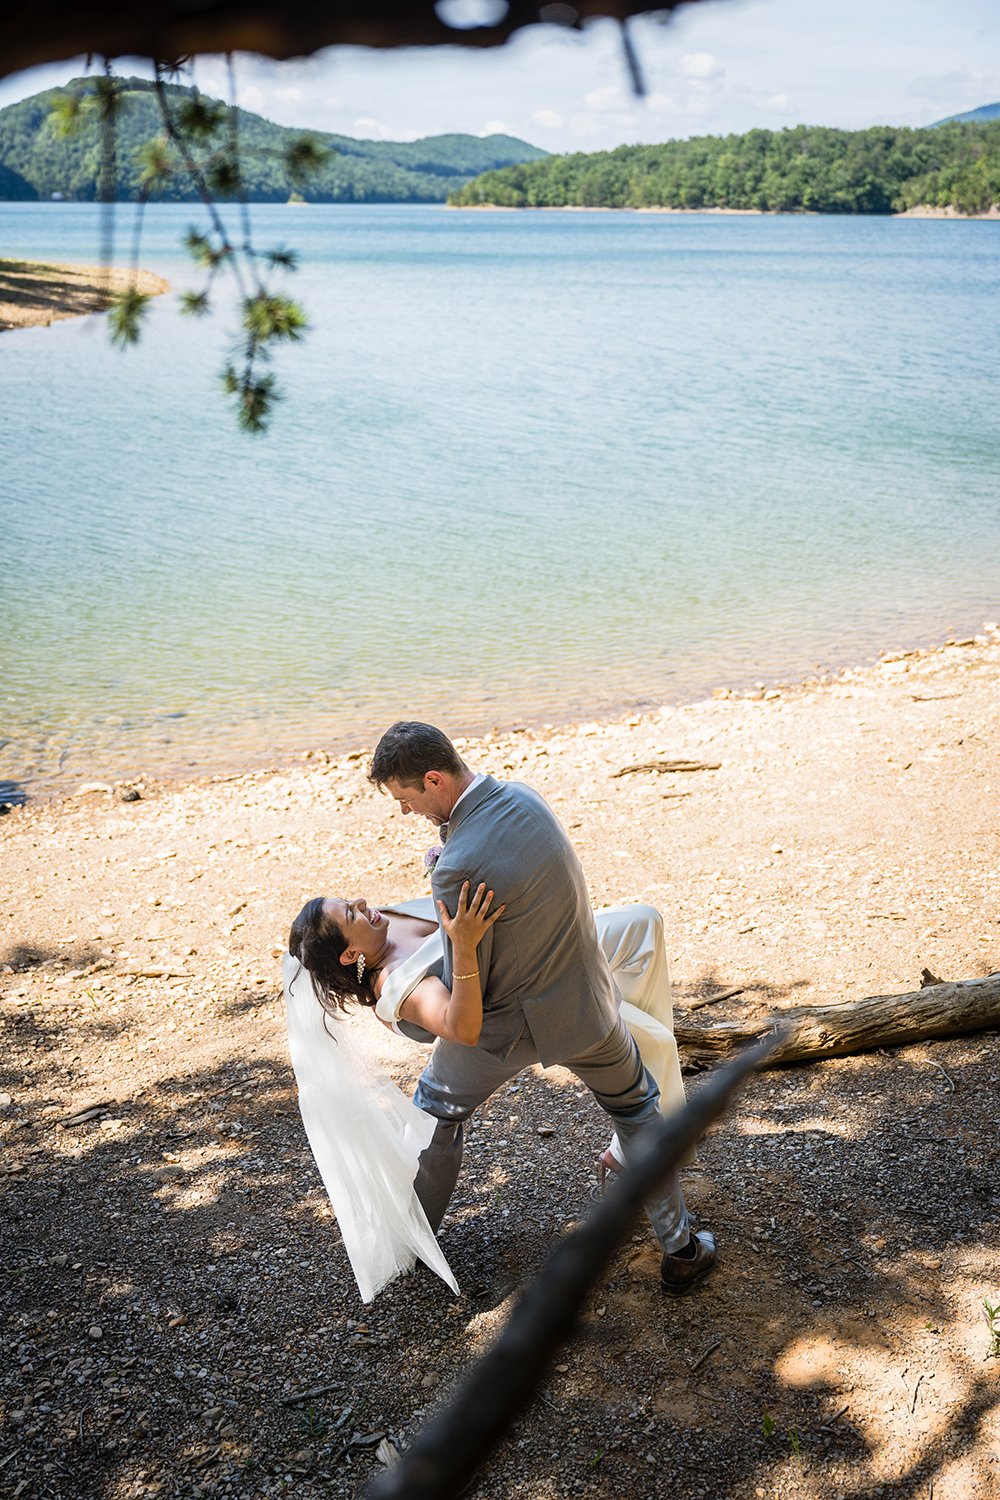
[449,118,1000,216]
[0,76,547,203]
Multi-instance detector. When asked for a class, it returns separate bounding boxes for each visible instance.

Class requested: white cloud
[908,66,1000,106]
[583,86,626,112]
[353,116,394,138]
[192,64,226,98]
[579,84,641,135]
[235,83,265,113]
[727,84,794,119]
[481,119,510,136]
[351,116,423,142]
[275,87,302,103]
[682,51,724,82]
[571,106,640,138]
[569,112,602,139]
[646,91,688,117]
[531,108,564,129]
[645,90,718,127]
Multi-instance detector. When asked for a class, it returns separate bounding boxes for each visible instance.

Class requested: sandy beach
[2,627,998,1498]
[895,205,1000,221]
[0,259,169,332]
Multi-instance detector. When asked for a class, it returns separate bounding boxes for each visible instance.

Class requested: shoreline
[0,258,170,332]
[448,203,771,215]
[896,203,1000,220]
[449,202,999,219]
[4,621,997,813]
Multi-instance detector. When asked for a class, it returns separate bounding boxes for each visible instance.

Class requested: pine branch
[152,66,247,299]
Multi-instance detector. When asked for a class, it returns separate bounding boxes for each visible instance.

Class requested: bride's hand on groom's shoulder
[438,880,505,947]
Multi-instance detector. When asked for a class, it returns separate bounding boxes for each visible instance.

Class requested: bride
[283,886,686,1302]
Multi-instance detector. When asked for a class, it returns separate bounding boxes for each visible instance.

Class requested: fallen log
[674,972,1000,1069]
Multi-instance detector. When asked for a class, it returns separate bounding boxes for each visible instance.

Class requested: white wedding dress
[282,948,459,1304]
[282,901,685,1304]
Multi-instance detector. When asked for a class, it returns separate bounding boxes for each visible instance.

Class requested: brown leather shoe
[660,1229,717,1294]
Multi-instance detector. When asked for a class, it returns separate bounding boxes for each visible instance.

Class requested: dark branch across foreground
[3,1,709,86]
[363,1033,780,1500]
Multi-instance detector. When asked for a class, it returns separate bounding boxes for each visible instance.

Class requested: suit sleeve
[431,859,496,999]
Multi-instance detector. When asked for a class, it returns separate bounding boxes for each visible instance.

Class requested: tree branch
[152,68,247,298]
[363,1033,780,1500]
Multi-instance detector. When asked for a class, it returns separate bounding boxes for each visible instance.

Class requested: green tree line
[449,122,1000,215]
[0,77,546,203]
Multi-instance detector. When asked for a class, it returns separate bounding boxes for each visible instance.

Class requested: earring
[356,954,366,984]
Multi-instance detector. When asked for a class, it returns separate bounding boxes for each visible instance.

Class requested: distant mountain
[451,120,1000,216]
[932,103,1000,126]
[0,77,546,203]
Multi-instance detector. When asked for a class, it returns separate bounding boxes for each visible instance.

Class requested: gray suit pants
[412,1015,690,1255]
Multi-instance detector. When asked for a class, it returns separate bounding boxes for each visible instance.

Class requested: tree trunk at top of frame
[674,972,1000,1069]
[1,0,701,87]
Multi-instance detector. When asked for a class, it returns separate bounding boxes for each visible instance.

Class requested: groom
[368,720,716,1292]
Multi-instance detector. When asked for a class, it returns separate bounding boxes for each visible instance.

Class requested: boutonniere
[424,844,444,873]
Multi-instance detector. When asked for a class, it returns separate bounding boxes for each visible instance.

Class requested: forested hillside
[0,77,546,203]
[449,122,1000,215]
[934,103,1000,126]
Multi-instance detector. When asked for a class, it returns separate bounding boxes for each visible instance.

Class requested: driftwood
[687,985,745,1013]
[613,758,721,778]
[675,973,1000,1069]
[58,1102,114,1128]
[363,1035,780,1500]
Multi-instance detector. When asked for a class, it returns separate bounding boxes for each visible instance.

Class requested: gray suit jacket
[430,775,620,1066]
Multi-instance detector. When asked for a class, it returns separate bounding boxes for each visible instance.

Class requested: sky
[1,0,999,151]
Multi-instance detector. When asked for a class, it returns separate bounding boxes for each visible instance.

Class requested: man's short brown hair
[367,721,466,790]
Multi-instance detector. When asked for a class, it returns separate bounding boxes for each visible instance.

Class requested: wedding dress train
[282,951,459,1304]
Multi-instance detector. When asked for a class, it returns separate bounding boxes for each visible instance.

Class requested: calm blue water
[1,203,998,795]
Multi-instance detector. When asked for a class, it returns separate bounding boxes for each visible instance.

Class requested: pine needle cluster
[52,58,328,433]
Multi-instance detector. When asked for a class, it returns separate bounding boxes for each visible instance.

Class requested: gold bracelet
[454,969,479,981]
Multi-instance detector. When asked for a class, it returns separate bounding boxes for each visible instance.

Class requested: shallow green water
[1,203,997,796]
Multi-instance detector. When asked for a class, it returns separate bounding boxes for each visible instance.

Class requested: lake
[1,202,998,797]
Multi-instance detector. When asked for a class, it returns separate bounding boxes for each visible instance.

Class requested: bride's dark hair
[288,897,376,1014]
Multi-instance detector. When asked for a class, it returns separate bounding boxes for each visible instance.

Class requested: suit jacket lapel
[446,774,502,839]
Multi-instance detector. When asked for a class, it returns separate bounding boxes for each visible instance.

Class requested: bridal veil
[282,952,459,1304]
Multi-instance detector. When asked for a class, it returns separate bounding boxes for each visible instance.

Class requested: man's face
[384,772,454,826]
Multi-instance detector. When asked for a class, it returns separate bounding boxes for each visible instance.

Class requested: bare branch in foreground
[363,1034,781,1500]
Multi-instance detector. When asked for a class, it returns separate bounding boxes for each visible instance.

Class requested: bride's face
[324,896,385,959]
